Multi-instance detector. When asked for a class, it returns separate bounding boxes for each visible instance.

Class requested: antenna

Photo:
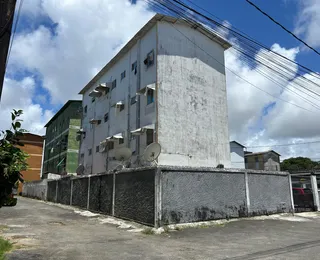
[143,143,161,164]
[76,164,85,175]
[112,148,132,172]
[114,147,132,161]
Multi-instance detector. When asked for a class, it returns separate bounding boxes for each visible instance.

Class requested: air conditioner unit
[89,119,101,124]
[95,82,111,95]
[89,90,102,98]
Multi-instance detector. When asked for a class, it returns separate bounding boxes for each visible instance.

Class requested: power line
[144,0,320,112]
[168,22,317,113]
[5,0,23,71]
[246,0,320,57]
[246,140,320,148]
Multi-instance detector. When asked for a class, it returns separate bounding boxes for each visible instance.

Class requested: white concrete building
[230,141,246,169]
[78,14,232,174]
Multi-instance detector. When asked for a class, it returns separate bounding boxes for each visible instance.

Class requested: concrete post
[55,180,58,203]
[87,176,91,210]
[112,173,116,216]
[154,168,162,228]
[311,174,320,211]
[288,173,295,214]
[70,178,73,206]
[244,171,250,216]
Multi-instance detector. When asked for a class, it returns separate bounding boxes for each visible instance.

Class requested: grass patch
[0,237,12,260]
[141,228,155,235]
[0,226,8,231]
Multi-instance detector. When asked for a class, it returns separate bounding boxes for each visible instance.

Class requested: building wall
[17,134,44,193]
[157,21,231,167]
[80,26,157,174]
[43,101,81,175]
[245,153,280,171]
[23,166,293,227]
[230,143,245,169]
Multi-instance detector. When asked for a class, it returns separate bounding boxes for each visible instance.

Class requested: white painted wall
[156,21,231,167]
[80,18,231,173]
[230,142,245,169]
[80,26,157,174]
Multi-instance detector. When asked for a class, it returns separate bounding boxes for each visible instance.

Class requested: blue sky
[2,0,320,158]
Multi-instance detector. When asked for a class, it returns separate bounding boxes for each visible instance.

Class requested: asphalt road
[1,197,320,259]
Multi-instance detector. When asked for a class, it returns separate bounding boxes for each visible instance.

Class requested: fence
[23,166,293,227]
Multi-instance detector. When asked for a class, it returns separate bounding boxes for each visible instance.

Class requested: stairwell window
[147,88,154,104]
[146,129,154,145]
[111,79,117,90]
[132,61,137,75]
[104,113,109,122]
[144,50,154,68]
[121,70,126,80]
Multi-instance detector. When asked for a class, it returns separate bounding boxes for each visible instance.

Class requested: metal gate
[291,174,315,212]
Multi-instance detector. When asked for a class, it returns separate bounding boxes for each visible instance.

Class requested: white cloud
[295,0,320,48]
[0,77,53,135]
[8,0,154,104]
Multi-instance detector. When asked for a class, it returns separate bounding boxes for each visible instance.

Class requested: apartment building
[17,133,44,193]
[42,100,82,176]
[245,150,281,171]
[79,14,232,174]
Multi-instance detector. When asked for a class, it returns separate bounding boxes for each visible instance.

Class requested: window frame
[111,79,117,90]
[147,89,154,105]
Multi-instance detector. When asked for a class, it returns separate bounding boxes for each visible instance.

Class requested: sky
[1,0,320,161]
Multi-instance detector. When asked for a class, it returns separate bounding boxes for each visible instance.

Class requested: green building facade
[42,100,82,175]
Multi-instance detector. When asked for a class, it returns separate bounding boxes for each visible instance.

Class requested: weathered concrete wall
[157,22,231,168]
[47,180,57,202]
[57,177,71,205]
[159,167,292,225]
[160,169,246,225]
[71,177,88,208]
[88,174,113,214]
[248,173,291,215]
[22,180,48,200]
[114,169,155,225]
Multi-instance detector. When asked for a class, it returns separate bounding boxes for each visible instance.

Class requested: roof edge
[79,13,231,95]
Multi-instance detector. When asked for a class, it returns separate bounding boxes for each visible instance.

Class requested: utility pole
[0,0,17,102]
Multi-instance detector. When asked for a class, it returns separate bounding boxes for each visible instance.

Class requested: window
[255,157,259,162]
[144,50,154,68]
[104,113,109,122]
[83,132,86,139]
[132,61,137,75]
[121,70,126,80]
[131,96,137,105]
[120,104,125,112]
[112,79,117,90]
[80,153,84,159]
[147,89,154,105]
[97,120,101,125]
[92,97,95,103]
[84,106,87,114]
[108,142,114,150]
[146,129,154,145]
[244,158,248,164]
[119,138,124,145]
[88,148,92,155]
[96,145,99,153]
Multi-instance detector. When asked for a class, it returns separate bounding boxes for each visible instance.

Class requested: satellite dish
[143,143,161,162]
[76,164,85,175]
[114,147,132,161]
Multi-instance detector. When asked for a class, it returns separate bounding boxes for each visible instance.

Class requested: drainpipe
[40,137,46,179]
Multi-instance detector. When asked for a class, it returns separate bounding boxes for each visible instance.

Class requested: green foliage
[281,157,320,171]
[0,237,12,260]
[0,110,28,208]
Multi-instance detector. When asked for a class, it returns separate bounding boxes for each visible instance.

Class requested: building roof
[230,141,246,148]
[79,13,231,95]
[244,150,281,157]
[44,100,81,127]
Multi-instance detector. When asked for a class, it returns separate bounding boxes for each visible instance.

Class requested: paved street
[1,197,320,259]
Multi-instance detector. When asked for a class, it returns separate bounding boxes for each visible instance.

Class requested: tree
[0,110,28,207]
[280,157,320,171]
